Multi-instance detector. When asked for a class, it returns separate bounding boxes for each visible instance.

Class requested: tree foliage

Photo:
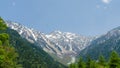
[5,28,66,68]
[109,51,120,68]
[69,51,120,68]
[78,57,85,68]
[0,17,7,30]
[0,17,66,68]
[98,55,106,67]
[0,17,21,68]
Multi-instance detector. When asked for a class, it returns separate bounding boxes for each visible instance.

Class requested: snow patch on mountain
[6,21,95,64]
[67,57,76,65]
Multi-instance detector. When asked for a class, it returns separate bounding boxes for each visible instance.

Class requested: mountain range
[5,21,120,65]
[1,25,67,68]
[6,21,95,64]
[78,26,120,60]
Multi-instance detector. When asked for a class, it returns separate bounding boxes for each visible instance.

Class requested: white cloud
[102,0,112,4]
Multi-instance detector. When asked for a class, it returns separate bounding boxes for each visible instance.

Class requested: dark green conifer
[109,51,120,68]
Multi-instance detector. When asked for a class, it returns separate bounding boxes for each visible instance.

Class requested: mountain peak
[105,26,120,38]
[6,21,94,64]
[53,30,62,34]
[112,26,120,30]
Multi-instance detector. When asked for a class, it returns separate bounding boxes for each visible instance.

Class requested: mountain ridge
[5,21,120,66]
[0,25,66,68]
[78,25,120,61]
[5,21,95,64]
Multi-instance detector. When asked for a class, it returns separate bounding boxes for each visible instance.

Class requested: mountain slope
[0,28,66,68]
[6,21,94,64]
[46,31,93,55]
[79,26,120,60]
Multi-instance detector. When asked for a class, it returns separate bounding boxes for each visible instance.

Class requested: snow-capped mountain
[46,31,93,55]
[6,21,94,64]
[78,26,120,60]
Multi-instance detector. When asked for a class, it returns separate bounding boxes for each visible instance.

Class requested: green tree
[90,60,97,68]
[0,17,21,68]
[0,33,9,45]
[69,63,76,68]
[0,45,19,68]
[78,57,85,68]
[0,17,7,30]
[86,56,97,68]
[98,55,106,68]
[86,56,92,68]
[109,51,120,68]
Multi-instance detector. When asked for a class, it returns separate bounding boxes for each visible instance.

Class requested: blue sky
[0,0,120,36]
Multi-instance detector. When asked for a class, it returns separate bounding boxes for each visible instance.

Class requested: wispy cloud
[102,0,112,4]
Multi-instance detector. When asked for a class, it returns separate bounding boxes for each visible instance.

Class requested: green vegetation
[69,51,120,68]
[79,32,120,62]
[5,27,66,68]
[2,15,120,68]
[0,17,66,68]
[0,17,21,68]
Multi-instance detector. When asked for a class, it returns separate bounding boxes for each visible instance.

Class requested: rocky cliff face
[6,21,95,64]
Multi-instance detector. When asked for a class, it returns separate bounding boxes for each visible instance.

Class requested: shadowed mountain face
[5,21,120,65]
[6,21,95,64]
[0,28,66,68]
[79,26,120,61]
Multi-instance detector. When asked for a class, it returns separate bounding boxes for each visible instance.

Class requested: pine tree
[98,55,106,68]
[86,56,98,68]
[90,60,97,68]
[86,56,92,68]
[69,63,76,68]
[109,51,120,68]
[78,57,85,68]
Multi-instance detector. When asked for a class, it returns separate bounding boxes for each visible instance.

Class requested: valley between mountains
[6,21,95,65]
[5,21,120,67]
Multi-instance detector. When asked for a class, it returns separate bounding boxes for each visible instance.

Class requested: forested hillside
[69,51,120,68]
[0,17,66,68]
[78,26,120,61]
[6,28,67,68]
[0,17,21,68]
